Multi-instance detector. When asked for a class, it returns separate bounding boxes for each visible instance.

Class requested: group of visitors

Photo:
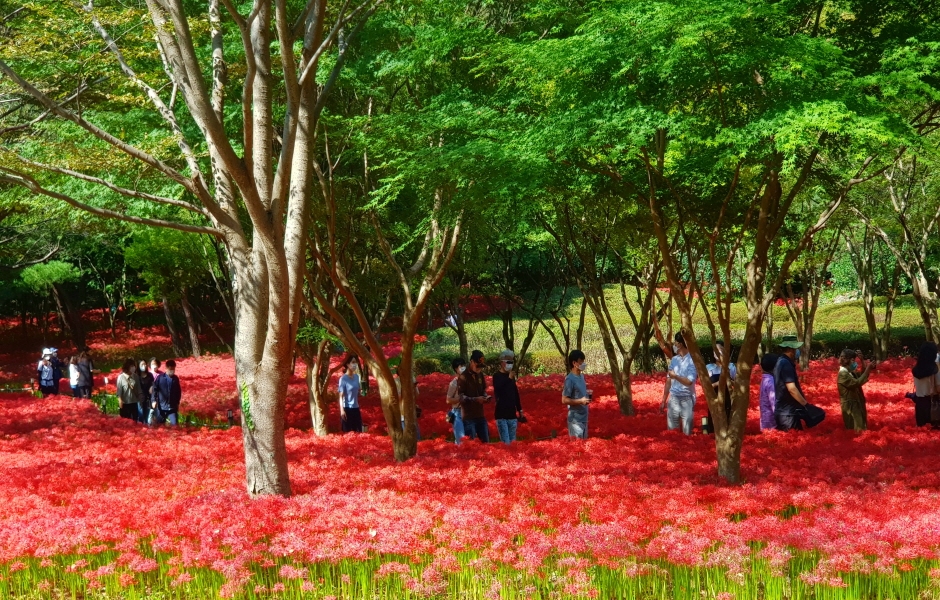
[757,338,940,432]
[115,357,182,425]
[36,347,97,398]
[34,349,182,426]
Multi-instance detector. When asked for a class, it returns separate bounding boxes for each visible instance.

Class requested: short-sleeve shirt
[338,374,360,409]
[773,356,802,413]
[563,372,588,414]
[706,362,737,381]
[669,354,697,398]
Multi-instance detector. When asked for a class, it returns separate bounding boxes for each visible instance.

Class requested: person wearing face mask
[493,349,524,444]
[458,349,491,442]
[837,349,874,432]
[446,358,466,444]
[659,333,698,435]
[116,358,141,421]
[137,360,155,424]
[338,354,363,433]
[151,359,182,425]
[562,350,592,439]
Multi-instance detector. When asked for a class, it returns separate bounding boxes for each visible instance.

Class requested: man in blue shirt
[660,333,698,435]
[774,338,825,431]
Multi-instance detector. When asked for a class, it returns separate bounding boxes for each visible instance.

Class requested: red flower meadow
[0,354,939,594]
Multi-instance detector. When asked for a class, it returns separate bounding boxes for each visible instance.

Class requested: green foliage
[19,260,79,291]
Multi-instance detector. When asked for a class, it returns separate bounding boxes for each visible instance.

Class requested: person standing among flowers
[493,349,524,444]
[49,348,63,395]
[446,358,466,444]
[837,349,875,432]
[758,352,779,431]
[75,351,93,399]
[458,349,491,442]
[137,360,155,424]
[660,333,698,435]
[152,359,182,425]
[562,350,591,439]
[774,338,825,431]
[36,350,56,397]
[909,342,940,427]
[116,358,141,421]
[68,356,81,398]
[338,354,363,434]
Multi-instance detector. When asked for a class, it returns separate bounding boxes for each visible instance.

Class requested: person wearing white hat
[36,350,56,397]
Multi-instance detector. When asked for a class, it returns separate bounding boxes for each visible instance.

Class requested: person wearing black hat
[457,349,491,442]
[774,338,825,431]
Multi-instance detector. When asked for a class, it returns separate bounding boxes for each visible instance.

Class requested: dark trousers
[341,407,363,433]
[154,409,178,425]
[76,386,91,399]
[913,396,938,427]
[463,417,490,442]
[119,404,137,420]
[39,385,56,398]
[776,404,826,431]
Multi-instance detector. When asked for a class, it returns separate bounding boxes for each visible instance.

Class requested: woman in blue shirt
[338,355,363,433]
[562,350,592,439]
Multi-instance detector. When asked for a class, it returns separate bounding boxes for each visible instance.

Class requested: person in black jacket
[151,359,182,425]
[493,349,523,444]
[137,359,155,424]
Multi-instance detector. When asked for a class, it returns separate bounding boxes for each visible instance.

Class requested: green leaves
[19,260,80,291]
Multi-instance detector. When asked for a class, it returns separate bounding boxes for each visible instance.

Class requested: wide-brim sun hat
[779,335,802,349]
[498,349,515,361]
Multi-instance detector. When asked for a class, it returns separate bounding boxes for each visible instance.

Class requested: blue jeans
[137,402,150,424]
[463,417,489,443]
[567,407,588,439]
[496,418,517,444]
[667,394,695,435]
[451,409,465,444]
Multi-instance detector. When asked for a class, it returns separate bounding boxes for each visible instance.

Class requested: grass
[3,549,938,600]
[416,287,930,374]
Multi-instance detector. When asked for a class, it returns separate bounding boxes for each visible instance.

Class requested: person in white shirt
[660,333,698,435]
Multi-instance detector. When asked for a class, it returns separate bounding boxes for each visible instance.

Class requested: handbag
[446,409,456,424]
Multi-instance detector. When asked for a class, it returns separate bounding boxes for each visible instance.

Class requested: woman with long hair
[910,342,940,427]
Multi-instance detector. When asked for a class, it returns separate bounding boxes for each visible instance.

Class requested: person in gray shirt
[562,350,592,439]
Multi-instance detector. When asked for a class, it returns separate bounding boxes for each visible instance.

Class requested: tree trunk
[585,293,635,415]
[162,295,186,357]
[618,359,636,416]
[179,287,202,358]
[50,283,86,350]
[304,344,330,437]
[232,254,292,497]
[911,274,940,342]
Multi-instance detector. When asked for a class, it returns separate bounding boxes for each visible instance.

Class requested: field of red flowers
[3,331,940,598]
